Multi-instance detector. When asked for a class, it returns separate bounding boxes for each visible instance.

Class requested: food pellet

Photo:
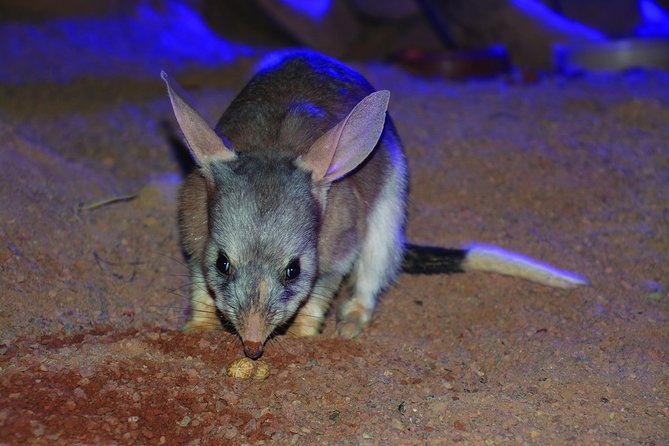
[226,358,270,380]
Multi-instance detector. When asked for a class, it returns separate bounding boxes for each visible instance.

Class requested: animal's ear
[161,71,235,169]
[299,90,389,183]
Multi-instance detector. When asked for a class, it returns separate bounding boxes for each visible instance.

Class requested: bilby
[162,51,586,359]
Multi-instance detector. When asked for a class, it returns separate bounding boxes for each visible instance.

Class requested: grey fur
[204,157,319,332]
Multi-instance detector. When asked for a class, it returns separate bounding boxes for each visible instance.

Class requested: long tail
[402,243,587,289]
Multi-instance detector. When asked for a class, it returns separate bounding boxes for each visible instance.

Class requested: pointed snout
[241,310,267,359]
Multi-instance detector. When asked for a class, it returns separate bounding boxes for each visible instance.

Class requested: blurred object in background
[252,0,669,73]
[554,0,669,73]
[248,0,609,69]
[250,0,445,58]
[408,0,606,70]
[555,38,669,73]
[0,0,137,19]
[255,0,361,56]
[546,0,641,36]
[1,0,667,77]
[389,46,511,80]
[0,0,257,84]
[352,0,420,20]
[636,0,669,36]
[202,0,294,47]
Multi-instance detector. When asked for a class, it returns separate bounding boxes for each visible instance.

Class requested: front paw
[288,316,321,338]
[288,320,321,338]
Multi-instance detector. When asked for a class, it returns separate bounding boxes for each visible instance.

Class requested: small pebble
[178,415,191,427]
[141,429,154,439]
[74,387,87,399]
[186,369,199,384]
[223,426,238,439]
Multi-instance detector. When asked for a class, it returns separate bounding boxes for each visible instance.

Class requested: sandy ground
[1,5,668,445]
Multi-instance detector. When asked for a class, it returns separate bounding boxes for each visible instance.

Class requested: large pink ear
[299,90,390,183]
[161,71,235,169]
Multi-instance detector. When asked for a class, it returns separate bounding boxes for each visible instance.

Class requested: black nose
[243,341,263,359]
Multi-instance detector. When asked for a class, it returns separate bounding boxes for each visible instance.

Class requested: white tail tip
[463,244,588,289]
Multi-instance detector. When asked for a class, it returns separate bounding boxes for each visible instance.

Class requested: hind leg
[337,170,406,338]
[336,241,402,338]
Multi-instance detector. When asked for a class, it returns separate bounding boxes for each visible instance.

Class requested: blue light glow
[254,49,365,88]
[0,0,254,84]
[641,0,668,22]
[278,0,331,21]
[638,0,669,36]
[510,0,604,41]
[254,50,296,74]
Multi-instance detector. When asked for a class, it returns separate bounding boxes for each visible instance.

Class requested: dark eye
[285,259,300,282]
[216,252,232,276]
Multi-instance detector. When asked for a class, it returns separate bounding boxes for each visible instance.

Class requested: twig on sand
[77,193,139,212]
[74,192,140,223]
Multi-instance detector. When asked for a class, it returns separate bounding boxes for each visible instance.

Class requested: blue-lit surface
[638,0,669,36]
[0,0,254,84]
[4,0,667,86]
[510,0,605,40]
[278,0,331,21]
[254,49,363,86]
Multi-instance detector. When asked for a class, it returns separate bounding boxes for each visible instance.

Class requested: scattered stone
[186,369,199,385]
[178,415,191,427]
[221,391,239,406]
[74,387,87,399]
[141,429,154,438]
[391,418,404,430]
[223,425,238,439]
